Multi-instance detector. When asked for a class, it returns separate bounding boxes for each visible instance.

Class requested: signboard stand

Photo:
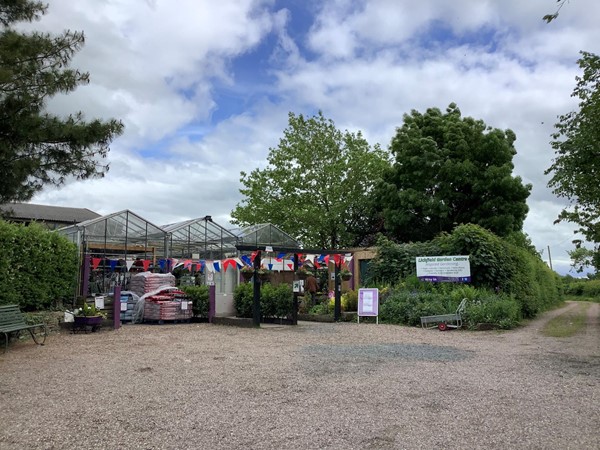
[358,288,379,324]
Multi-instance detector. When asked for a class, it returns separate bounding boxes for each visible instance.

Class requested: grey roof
[0,203,100,224]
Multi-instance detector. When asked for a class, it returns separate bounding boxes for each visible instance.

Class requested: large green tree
[0,0,123,204]
[231,111,389,248]
[546,51,600,270]
[375,104,531,242]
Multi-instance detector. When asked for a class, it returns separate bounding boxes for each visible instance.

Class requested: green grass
[541,302,590,337]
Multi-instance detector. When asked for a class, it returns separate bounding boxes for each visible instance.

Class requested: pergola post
[334,260,341,321]
[252,250,262,327]
[292,253,299,325]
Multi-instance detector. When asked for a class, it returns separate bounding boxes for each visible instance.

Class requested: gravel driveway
[1,301,598,449]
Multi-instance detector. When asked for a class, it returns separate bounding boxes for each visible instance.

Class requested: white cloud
[24,0,600,275]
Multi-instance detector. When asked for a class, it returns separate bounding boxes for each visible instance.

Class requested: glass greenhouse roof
[233,223,299,248]
[163,216,239,259]
[58,210,166,242]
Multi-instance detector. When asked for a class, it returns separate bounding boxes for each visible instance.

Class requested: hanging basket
[241,270,254,281]
[258,271,272,281]
[340,272,352,281]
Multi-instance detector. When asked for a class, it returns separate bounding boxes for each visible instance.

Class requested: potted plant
[338,267,352,281]
[257,267,273,281]
[295,266,313,280]
[74,301,107,332]
[240,265,255,281]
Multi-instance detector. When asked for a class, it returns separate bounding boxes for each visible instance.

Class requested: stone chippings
[0,303,598,449]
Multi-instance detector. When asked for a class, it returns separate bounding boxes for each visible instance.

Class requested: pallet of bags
[143,289,192,323]
[129,272,176,297]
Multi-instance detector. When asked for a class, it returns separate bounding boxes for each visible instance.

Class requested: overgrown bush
[181,285,209,317]
[464,293,521,329]
[379,285,522,329]
[0,220,78,310]
[563,278,600,299]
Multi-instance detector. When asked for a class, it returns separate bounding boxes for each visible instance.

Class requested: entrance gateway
[235,244,354,326]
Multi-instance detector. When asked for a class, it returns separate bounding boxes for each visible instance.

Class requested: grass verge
[541,302,590,338]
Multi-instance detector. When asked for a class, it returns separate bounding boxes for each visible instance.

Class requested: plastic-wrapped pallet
[119,291,140,322]
[129,272,176,297]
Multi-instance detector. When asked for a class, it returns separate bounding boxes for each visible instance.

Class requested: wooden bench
[0,304,47,353]
[420,298,468,331]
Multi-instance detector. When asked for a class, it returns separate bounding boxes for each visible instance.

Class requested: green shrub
[234,282,254,318]
[464,294,521,329]
[181,285,209,317]
[309,303,329,315]
[233,282,293,319]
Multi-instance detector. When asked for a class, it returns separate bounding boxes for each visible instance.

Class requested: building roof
[0,203,101,224]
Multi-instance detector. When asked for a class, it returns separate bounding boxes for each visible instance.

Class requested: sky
[22,0,600,276]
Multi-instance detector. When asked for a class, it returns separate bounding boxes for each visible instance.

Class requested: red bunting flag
[142,260,151,271]
[223,259,236,272]
[91,258,101,270]
[287,263,293,270]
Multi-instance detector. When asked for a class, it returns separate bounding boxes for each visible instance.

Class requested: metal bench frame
[0,304,47,353]
[420,298,468,331]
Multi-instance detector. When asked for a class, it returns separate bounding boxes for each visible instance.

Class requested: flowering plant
[76,301,107,319]
[240,265,255,273]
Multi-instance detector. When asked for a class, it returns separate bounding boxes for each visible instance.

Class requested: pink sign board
[358,288,379,317]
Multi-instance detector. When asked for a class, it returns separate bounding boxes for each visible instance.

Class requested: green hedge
[233,282,293,319]
[0,220,78,311]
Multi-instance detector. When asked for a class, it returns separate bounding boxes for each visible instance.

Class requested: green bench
[0,304,47,353]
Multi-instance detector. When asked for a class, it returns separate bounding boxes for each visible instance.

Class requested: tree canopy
[546,51,600,270]
[374,104,531,242]
[0,0,123,204]
[230,111,389,248]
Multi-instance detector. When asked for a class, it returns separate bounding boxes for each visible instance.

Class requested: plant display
[76,301,107,319]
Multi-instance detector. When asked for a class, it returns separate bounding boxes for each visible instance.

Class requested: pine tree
[0,0,123,203]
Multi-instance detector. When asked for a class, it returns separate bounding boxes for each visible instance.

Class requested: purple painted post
[81,254,91,298]
[113,285,121,330]
[208,284,216,323]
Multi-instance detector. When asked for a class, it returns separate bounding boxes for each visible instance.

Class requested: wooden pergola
[235,244,354,326]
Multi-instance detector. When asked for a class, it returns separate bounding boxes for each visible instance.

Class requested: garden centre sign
[416,256,471,283]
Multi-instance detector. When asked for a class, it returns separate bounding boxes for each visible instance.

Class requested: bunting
[87,252,354,274]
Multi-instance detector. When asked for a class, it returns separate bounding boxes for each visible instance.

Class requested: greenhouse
[57,210,168,295]
[162,216,238,260]
[233,223,299,248]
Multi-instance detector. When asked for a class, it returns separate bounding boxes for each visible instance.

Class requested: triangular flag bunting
[91,258,101,270]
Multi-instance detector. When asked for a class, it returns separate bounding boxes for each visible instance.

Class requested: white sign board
[206,271,215,286]
[358,288,379,324]
[416,255,471,283]
[95,296,105,309]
